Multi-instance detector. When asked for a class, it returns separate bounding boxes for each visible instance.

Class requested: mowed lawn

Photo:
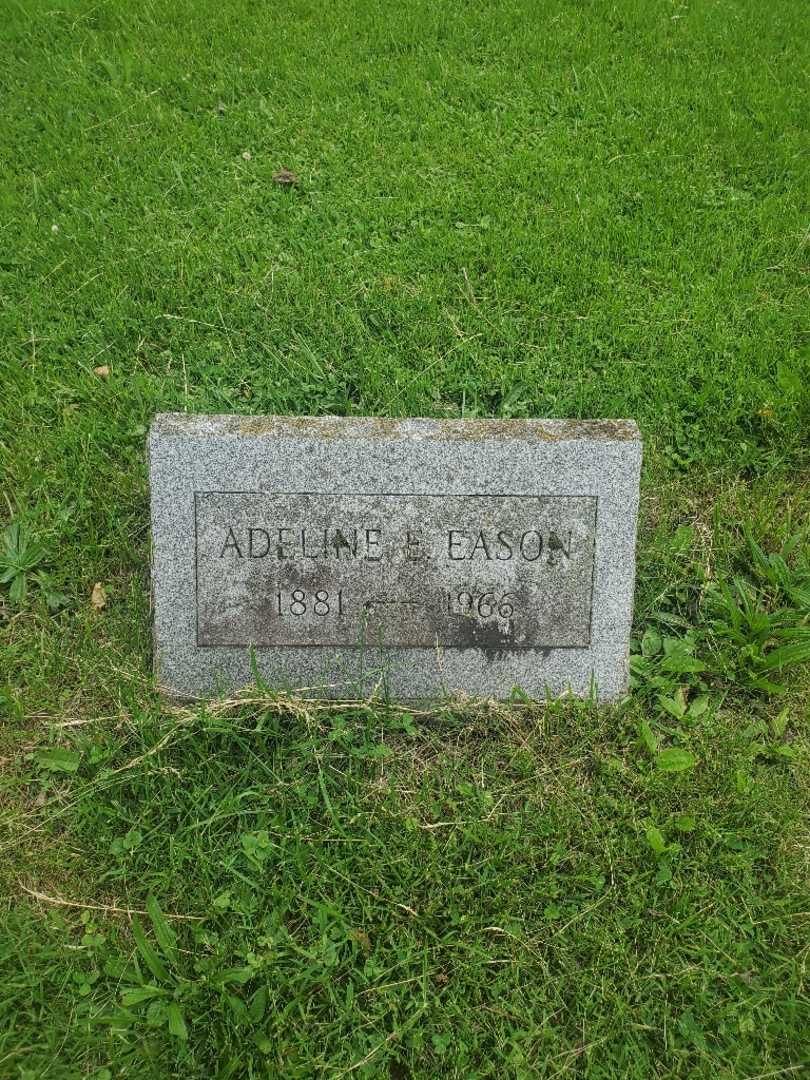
[1,0,809,1076]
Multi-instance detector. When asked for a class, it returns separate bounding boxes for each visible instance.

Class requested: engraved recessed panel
[195,492,596,649]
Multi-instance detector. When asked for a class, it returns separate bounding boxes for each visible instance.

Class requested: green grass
[2,698,810,1077]
[1,0,809,1075]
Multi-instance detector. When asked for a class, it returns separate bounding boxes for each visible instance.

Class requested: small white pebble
[242,150,252,161]
[51,223,59,233]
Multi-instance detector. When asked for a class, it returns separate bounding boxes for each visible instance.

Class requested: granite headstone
[149,414,641,700]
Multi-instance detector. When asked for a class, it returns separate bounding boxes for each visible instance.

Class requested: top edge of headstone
[150,413,640,443]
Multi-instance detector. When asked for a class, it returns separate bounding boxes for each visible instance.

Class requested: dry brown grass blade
[19,883,204,921]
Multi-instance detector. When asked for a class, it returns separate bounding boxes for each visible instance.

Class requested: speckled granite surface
[149,414,641,701]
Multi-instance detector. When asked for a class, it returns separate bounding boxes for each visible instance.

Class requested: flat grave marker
[149,414,641,700]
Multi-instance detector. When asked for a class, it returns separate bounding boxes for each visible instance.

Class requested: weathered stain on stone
[151,413,639,443]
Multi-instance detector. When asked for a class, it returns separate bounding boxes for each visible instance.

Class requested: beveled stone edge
[150,412,641,443]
